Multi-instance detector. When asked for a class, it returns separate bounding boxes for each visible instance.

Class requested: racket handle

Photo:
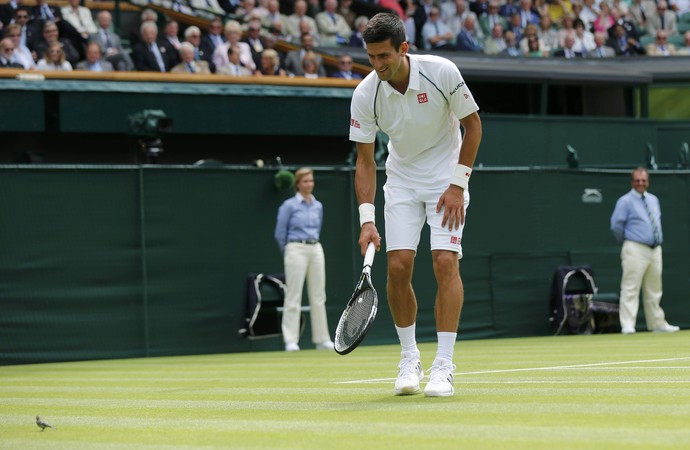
[364,242,375,268]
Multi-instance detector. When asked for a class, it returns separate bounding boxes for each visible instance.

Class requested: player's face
[365,39,408,83]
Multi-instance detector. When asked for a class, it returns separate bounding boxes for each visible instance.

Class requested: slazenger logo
[450,81,465,95]
[350,118,360,128]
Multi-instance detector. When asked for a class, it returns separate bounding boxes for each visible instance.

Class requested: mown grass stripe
[1,332,689,449]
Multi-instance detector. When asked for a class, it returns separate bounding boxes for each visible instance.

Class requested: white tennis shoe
[424,358,456,397]
[394,351,423,395]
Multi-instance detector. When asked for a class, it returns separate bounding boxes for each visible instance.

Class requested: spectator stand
[131,0,373,77]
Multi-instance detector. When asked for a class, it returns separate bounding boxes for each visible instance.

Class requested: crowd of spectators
[396,0,690,57]
[2,0,689,74]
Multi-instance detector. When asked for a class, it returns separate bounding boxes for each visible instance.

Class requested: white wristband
[450,164,472,190]
[358,203,375,227]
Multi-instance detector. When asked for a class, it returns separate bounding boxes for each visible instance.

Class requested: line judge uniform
[274,192,331,348]
[610,187,677,332]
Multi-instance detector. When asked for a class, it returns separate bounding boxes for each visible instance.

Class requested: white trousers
[282,242,330,345]
[618,240,669,330]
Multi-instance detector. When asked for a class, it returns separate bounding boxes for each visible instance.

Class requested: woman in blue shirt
[274,168,334,352]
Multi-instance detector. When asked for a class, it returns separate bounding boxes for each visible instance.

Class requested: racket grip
[364,242,375,268]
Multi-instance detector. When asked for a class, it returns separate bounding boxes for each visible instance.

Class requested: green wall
[1,166,689,365]
[1,79,689,168]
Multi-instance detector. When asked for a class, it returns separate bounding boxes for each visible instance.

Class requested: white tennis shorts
[383,184,470,258]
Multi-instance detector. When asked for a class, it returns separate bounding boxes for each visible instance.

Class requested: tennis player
[349,13,482,397]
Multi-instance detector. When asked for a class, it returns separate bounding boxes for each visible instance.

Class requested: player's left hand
[437,184,465,230]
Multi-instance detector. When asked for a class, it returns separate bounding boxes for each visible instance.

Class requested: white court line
[460,380,690,384]
[334,356,690,384]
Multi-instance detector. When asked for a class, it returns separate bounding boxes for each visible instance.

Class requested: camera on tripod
[128,109,172,163]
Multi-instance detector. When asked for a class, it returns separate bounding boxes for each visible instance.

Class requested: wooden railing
[0,67,362,87]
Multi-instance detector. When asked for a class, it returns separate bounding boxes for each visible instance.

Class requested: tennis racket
[334,242,378,355]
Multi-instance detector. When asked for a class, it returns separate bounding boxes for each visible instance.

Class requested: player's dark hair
[362,13,406,50]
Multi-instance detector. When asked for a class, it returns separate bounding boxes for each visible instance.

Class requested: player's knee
[432,251,459,275]
[387,252,414,280]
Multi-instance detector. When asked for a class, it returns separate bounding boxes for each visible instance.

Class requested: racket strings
[335,288,376,349]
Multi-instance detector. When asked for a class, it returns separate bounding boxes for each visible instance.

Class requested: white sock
[435,332,457,362]
[395,324,418,354]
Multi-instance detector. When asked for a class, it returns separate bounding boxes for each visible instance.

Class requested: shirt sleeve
[443,59,479,121]
[610,196,628,243]
[274,201,290,253]
[349,80,378,144]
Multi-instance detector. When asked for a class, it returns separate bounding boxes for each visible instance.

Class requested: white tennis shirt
[349,54,479,189]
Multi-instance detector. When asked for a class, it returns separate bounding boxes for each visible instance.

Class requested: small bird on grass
[36,416,55,431]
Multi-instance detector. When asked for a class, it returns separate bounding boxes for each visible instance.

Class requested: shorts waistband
[288,239,319,245]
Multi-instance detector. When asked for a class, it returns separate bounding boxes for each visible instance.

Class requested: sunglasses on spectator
[2,47,14,53]
[340,60,352,65]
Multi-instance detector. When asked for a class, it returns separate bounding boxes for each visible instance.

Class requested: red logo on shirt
[450,236,460,244]
[350,118,360,128]
[417,93,428,103]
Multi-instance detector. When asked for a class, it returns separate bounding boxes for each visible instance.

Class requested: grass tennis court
[1,331,689,449]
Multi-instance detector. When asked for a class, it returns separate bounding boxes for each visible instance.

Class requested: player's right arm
[355,141,381,255]
[350,78,381,255]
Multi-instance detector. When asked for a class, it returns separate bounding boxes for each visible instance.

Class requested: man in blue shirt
[274,168,334,352]
[610,167,679,335]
